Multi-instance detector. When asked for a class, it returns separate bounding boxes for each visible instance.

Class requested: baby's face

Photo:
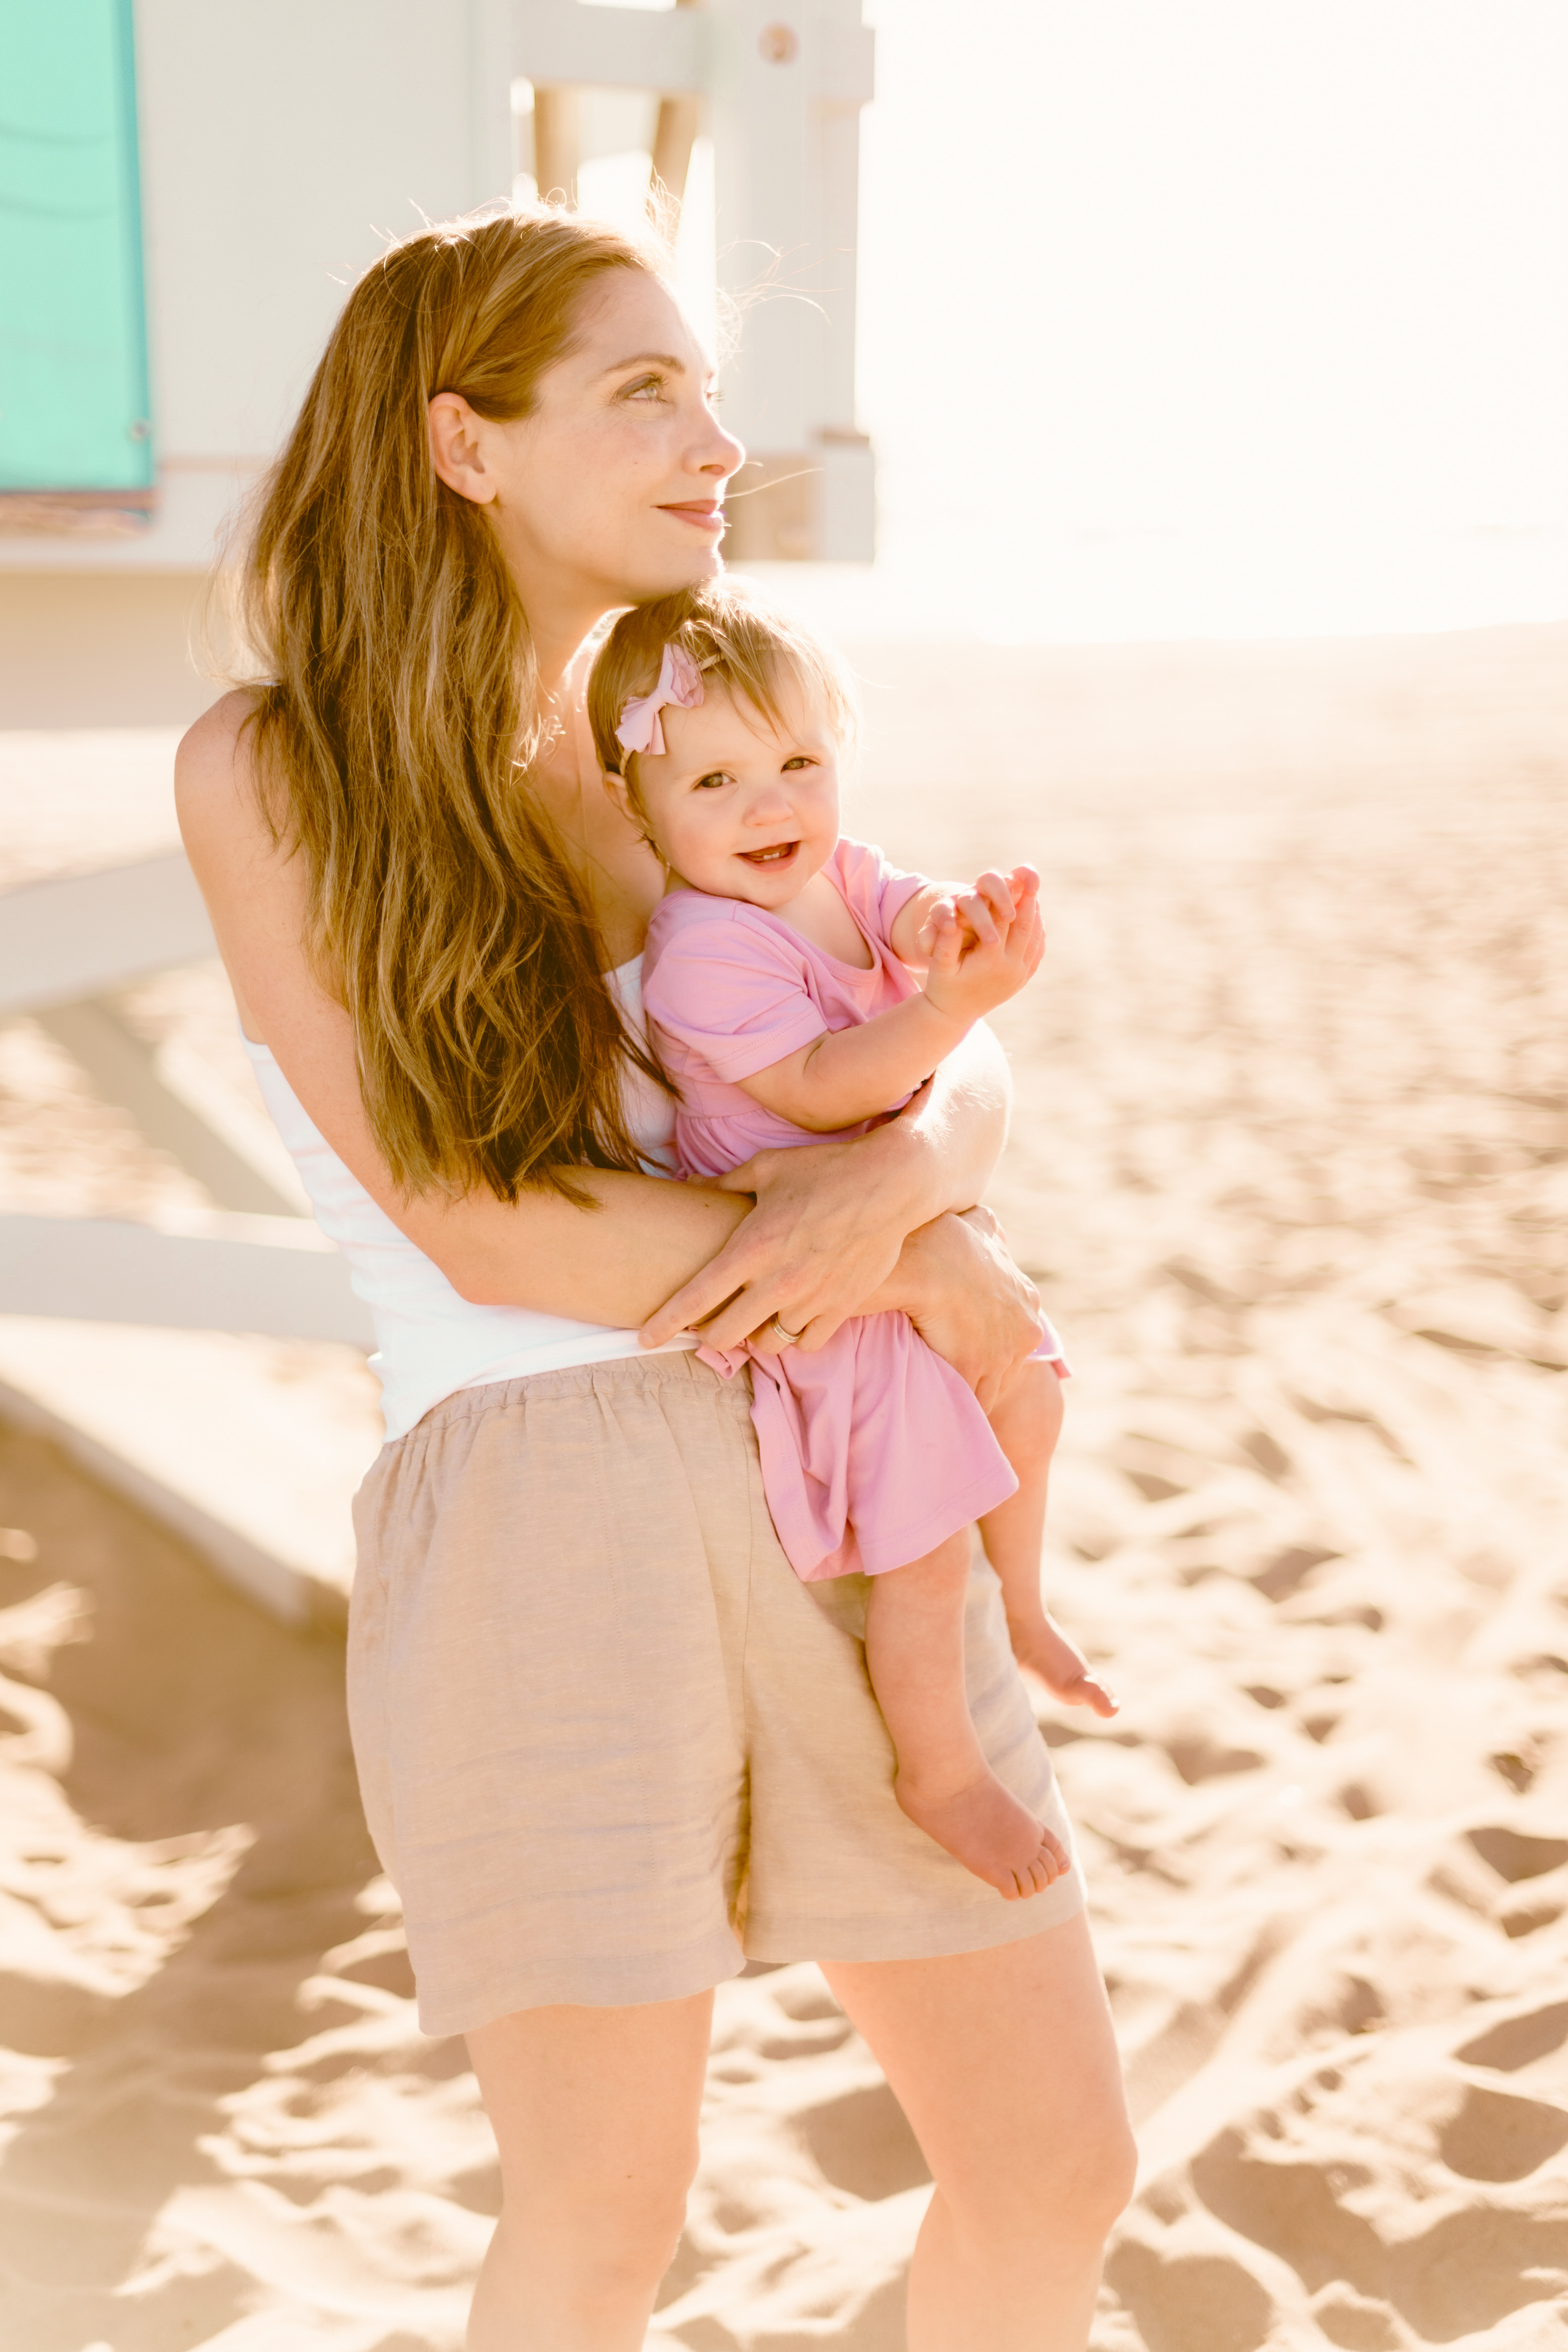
[624,678,843,907]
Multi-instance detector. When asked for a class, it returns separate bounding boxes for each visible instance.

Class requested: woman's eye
[623,375,664,402]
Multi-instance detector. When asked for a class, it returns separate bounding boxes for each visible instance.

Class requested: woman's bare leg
[824,1917,1136,2352]
[865,1533,1069,1898]
[465,1990,713,2351]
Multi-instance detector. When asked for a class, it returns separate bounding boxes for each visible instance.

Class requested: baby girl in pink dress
[588,582,1117,1901]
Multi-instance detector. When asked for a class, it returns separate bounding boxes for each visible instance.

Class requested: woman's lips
[660,501,725,533]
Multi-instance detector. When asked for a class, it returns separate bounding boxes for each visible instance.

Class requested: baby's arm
[739,867,1043,1134]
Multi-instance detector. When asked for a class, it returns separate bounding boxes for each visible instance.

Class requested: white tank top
[243,956,695,1443]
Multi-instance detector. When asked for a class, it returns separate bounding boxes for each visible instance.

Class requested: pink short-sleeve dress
[642,838,1066,1584]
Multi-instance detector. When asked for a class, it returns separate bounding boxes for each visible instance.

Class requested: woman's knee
[949,2101,1137,2252]
[1041,2106,1138,2240]
[1075,2103,1140,2231]
[516,2129,699,2283]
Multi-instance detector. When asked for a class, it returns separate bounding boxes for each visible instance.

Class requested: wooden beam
[532,82,580,204]
[514,0,704,94]
[0,1213,374,1348]
[36,998,304,1218]
[650,0,702,216]
[0,853,216,1018]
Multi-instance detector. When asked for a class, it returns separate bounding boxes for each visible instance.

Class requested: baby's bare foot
[895,1767,1071,1900]
[1010,1611,1119,1718]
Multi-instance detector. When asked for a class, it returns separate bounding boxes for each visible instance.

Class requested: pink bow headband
[614,642,704,762]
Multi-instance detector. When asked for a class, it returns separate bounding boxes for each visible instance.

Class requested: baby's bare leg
[864,1532,1070,1901]
[982,1357,1118,1718]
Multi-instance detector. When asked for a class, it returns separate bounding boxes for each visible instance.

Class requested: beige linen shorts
[349,1348,1084,2037]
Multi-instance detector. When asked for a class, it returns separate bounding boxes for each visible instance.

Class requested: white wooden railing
[0,855,372,1348]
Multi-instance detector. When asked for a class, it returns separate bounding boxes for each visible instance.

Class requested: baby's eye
[782,755,816,772]
[693,770,732,791]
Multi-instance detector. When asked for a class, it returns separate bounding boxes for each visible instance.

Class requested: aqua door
[0,0,153,497]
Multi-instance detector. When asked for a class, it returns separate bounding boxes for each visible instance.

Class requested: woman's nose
[699,413,745,481]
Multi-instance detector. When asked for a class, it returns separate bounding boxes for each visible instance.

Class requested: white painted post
[511,0,875,559]
[706,0,875,560]
[651,0,704,212]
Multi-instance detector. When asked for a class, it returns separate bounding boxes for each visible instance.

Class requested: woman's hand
[638,1029,1023,1358]
[638,1132,1047,1414]
[639,1130,935,1355]
[883,1206,1046,1412]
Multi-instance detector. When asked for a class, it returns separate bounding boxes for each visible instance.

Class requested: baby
[589,582,1116,1900]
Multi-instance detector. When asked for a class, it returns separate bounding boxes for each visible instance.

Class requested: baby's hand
[921,865,1044,1025]
[914,865,1036,959]
[916,865,1041,959]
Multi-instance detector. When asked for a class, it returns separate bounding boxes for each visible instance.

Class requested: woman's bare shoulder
[174,688,267,858]
[173,689,331,1062]
[174,686,308,1001]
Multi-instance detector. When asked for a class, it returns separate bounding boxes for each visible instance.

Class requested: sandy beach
[0,623,1565,2349]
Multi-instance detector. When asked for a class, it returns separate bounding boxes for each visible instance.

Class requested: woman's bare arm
[636,1033,1014,1352]
[178,696,1021,1346]
[873,1205,1044,1413]
[176,695,752,1322]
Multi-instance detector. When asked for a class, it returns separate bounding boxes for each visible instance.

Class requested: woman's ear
[428,392,497,505]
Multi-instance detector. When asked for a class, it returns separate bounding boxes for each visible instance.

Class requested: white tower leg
[513,0,875,559]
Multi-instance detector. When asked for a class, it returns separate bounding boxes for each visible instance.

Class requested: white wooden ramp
[0,856,380,1627]
[0,1321,380,1629]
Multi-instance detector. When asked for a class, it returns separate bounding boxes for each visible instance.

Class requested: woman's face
[430,268,744,624]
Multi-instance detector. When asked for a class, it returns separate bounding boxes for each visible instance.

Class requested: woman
[177,208,1134,2351]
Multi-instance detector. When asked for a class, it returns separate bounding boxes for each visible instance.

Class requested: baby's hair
[588,579,857,811]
